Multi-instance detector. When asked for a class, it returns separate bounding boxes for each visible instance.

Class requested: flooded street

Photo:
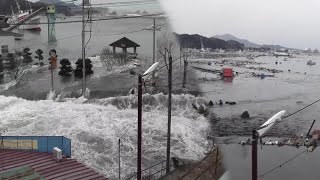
[191,54,320,137]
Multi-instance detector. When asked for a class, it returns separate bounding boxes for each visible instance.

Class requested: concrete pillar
[113,46,116,53]
[134,47,137,54]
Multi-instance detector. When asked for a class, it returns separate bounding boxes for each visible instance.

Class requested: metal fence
[0,136,72,158]
[126,157,185,180]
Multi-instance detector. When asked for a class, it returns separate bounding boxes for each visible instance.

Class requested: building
[0,30,22,55]
[109,37,140,55]
[0,136,108,179]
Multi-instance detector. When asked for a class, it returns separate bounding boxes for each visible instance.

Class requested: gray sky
[160,0,320,49]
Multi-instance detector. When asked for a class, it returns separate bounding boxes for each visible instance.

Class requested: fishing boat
[7,0,41,31]
[307,60,316,65]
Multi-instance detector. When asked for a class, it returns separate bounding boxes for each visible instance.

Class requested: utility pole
[252,130,258,180]
[81,0,86,96]
[153,18,156,64]
[179,47,182,68]
[137,74,143,180]
[166,56,173,173]
[182,49,188,88]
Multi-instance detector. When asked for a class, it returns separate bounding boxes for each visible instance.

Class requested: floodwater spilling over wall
[0,93,211,179]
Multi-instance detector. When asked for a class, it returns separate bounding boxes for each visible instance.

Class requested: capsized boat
[307,60,316,65]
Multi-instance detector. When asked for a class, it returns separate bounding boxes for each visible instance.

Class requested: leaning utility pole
[81,0,86,96]
[166,55,173,173]
[153,18,156,64]
[182,49,188,88]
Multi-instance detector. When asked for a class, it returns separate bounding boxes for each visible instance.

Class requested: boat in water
[307,60,316,65]
[7,0,41,31]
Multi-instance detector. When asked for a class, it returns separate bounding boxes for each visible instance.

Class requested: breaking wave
[0,93,211,179]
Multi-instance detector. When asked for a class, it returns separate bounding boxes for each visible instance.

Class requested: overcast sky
[160,0,320,49]
[29,0,320,49]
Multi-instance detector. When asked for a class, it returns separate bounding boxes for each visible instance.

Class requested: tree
[22,48,32,63]
[100,48,131,70]
[157,32,176,71]
[100,48,115,70]
[0,55,3,73]
[6,57,29,83]
[58,58,73,77]
[7,53,16,69]
[35,49,44,66]
[74,58,94,78]
[0,55,4,80]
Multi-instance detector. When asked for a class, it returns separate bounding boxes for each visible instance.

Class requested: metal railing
[178,147,220,180]
[126,157,185,180]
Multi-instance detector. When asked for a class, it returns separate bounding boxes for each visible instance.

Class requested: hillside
[174,33,245,50]
[0,0,45,15]
[38,0,82,15]
[214,34,260,48]
[213,33,290,50]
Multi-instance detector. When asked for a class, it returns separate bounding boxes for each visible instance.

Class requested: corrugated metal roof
[0,150,108,180]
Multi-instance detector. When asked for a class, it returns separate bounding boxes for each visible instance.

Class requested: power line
[257,97,320,131]
[259,149,308,178]
[7,13,164,25]
[54,1,159,8]
[14,34,81,50]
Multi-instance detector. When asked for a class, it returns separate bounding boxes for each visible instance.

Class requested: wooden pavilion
[109,37,140,55]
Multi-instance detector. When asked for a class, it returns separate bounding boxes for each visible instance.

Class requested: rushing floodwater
[0,93,212,179]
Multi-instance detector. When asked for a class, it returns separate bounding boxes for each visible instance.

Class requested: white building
[0,30,21,55]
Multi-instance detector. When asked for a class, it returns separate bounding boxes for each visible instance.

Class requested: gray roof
[0,30,23,37]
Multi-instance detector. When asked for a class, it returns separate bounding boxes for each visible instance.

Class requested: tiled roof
[109,37,140,48]
[0,150,108,180]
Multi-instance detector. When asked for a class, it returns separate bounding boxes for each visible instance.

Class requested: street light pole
[166,56,173,173]
[137,74,143,180]
[252,129,258,180]
[81,0,86,96]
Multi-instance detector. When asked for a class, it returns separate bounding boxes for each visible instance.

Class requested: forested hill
[174,33,245,50]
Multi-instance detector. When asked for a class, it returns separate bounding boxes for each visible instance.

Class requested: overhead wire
[7,13,164,25]
[257,97,320,131]
[259,149,308,178]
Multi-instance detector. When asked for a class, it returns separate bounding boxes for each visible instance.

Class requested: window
[1,45,9,54]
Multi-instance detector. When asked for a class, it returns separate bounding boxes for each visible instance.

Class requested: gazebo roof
[109,37,140,48]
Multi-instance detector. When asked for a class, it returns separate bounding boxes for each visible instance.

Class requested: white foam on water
[46,90,56,100]
[0,93,210,179]
[0,80,17,91]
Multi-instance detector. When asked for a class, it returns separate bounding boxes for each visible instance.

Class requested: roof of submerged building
[0,150,108,180]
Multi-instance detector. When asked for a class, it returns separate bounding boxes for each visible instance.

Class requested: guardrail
[0,136,71,158]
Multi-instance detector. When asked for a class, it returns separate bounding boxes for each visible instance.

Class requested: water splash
[0,94,210,179]
[46,90,56,100]
[0,80,17,91]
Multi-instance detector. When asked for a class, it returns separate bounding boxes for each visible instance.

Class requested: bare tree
[100,48,131,70]
[6,57,29,83]
[100,48,115,70]
[157,32,176,71]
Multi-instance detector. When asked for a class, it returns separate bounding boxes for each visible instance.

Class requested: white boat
[307,60,316,65]
[7,0,41,31]
[143,25,161,31]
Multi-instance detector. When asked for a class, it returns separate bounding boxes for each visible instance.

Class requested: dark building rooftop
[0,150,108,180]
[109,37,140,48]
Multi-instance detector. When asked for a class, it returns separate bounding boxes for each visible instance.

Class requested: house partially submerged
[0,30,22,55]
[109,37,140,55]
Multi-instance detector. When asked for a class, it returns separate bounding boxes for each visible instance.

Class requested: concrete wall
[0,36,14,54]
